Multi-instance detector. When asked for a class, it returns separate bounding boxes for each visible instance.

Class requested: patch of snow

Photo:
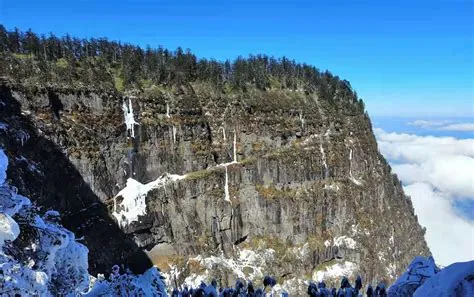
[113,174,186,227]
[0,122,8,131]
[313,261,358,282]
[334,236,357,249]
[413,260,474,297]
[324,240,331,248]
[122,98,138,138]
[323,183,340,191]
[0,149,7,184]
[0,148,90,296]
[388,256,439,297]
[182,248,276,288]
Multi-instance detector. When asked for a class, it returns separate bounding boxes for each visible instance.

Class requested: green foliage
[0,26,361,110]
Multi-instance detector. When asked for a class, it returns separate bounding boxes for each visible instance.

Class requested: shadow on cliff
[0,84,152,275]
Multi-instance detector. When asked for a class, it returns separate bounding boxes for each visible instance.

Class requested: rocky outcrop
[0,80,430,288]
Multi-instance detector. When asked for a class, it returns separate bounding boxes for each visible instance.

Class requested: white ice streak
[122,98,138,138]
[113,174,186,227]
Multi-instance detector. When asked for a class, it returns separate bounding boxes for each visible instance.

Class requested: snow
[224,165,230,202]
[413,260,474,297]
[0,121,8,131]
[122,98,138,138]
[0,149,90,296]
[164,248,276,290]
[113,174,186,227]
[0,212,20,248]
[388,256,438,297]
[313,261,358,282]
[324,240,332,247]
[323,183,340,191]
[334,236,357,249]
[0,149,7,184]
[85,267,168,297]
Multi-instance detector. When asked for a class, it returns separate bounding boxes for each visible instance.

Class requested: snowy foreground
[1,148,473,296]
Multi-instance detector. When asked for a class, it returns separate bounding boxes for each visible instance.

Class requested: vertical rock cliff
[0,80,430,292]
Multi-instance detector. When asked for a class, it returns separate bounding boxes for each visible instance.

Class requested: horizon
[1,0,472,117]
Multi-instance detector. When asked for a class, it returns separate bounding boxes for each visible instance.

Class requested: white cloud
[408,120,474,132]
[403,182,474,265]
[408,120,451,129]
[439,123,474,132]
[375,128,474,266]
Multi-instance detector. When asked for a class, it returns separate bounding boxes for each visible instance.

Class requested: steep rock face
[0,81,430,287]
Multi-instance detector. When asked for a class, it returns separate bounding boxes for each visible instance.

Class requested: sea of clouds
[374,119,474,266]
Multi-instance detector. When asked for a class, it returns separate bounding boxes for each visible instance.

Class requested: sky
[0,0,472,117]
[1,0,473,265]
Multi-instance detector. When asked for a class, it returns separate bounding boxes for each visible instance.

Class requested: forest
[0,26,364,111]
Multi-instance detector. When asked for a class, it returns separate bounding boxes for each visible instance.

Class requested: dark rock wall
[0,81,430,284]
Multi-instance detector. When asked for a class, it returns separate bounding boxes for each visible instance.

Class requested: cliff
[0,79,430,292]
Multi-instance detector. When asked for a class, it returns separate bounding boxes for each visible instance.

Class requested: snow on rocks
[85,266,168,297]
[113,174,186,227]
[388,256,439,297]
[313,261,358,282]
[0,149,90,296]
[413,260,474,297]
[334,236,357,249]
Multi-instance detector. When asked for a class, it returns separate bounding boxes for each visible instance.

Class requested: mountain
[0,27,430,293]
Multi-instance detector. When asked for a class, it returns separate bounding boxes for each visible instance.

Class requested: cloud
[439,123,474,132]
[403,182,474,265]
[375,128,474,266]
[408,120,474,132]
[408,120,451,129]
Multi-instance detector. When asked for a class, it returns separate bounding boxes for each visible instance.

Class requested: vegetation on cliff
[0,26,365,112]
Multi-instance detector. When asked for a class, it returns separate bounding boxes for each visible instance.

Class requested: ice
[122,97,138,138]
[113,174,186,227]
[320,141,329,179]
[233,129,237,162]
[224,165,230,202]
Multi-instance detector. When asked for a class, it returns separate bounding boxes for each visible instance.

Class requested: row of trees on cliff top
[0,26,364,110]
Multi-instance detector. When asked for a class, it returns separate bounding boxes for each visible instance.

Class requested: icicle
[219,127,226,142]
[122,98,138,138]
[172,126,177,143]
[320,142,329,179]
[233,129,237,163]
[224,165,230,202]
[349,148,353,175]
[166,102,171,118]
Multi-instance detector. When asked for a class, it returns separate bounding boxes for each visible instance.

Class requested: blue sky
[1,0,472,117]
